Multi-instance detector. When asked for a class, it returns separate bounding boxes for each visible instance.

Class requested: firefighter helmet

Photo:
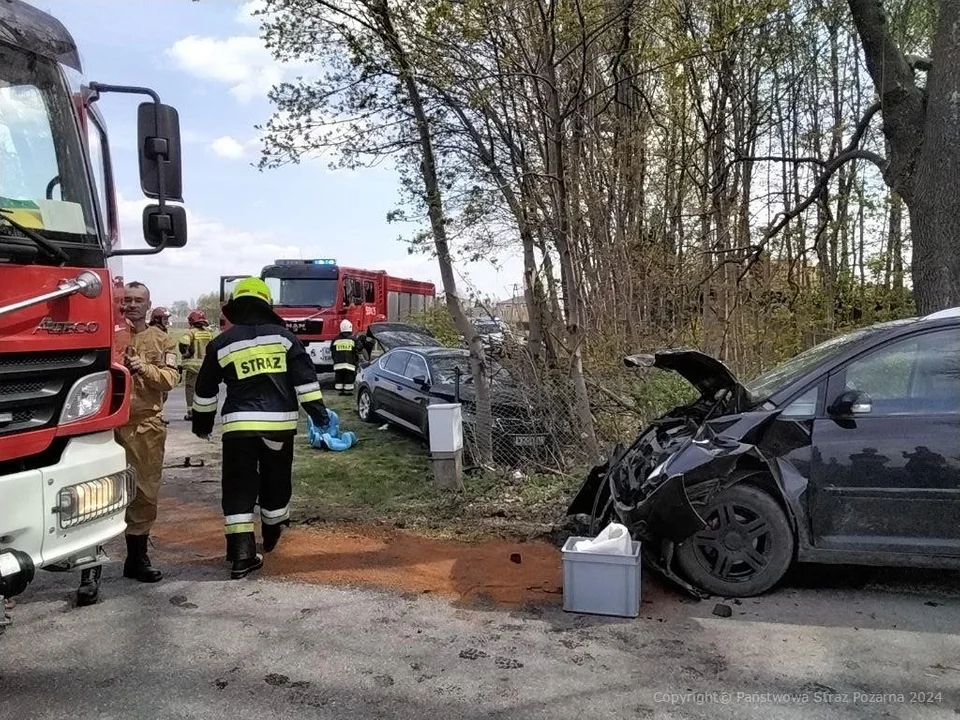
[188,309,208,326]
[340,319,353,333]
[232,277,274,305]
[150,307,170,323]
[223,277,282,326]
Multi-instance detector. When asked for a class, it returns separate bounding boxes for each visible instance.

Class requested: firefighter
[77,282,179,606]
[330,319,359,395]
[148,306,171,332]
[148,306,172,425]
[190,278,330,579]
[179,310,214,421]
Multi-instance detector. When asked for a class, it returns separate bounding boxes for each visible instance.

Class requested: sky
[37,0,524,308]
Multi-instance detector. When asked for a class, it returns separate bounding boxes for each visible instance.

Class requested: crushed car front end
[567,350,786,596]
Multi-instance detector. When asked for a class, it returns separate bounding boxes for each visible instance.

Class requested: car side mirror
[829,390,872,417]
[142,204,187,248]
[412,375,430,388]
[138,102,183,202]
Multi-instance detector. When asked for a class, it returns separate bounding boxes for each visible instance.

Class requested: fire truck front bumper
[305,342,333,368]
[0,431,134,572]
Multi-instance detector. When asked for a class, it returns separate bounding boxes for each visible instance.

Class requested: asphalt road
[3,384,960,719]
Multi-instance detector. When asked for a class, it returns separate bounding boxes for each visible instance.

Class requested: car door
[809,327,960,557]
[375,350,411,418]
[395,353,431,432]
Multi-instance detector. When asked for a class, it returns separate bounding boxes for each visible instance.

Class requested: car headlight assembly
[60,371,109,424]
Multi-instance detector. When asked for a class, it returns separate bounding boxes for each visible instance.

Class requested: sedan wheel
[675,483,794,597]
[357,388,376,423]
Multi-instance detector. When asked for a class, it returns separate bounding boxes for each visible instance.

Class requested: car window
[779,385,820,419]
[842,328,960,415]
[382,351,410,376]
[406,355,428,380]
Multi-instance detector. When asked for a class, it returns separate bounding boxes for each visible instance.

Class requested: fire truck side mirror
[137,102,183,203]
[142,204,188,249]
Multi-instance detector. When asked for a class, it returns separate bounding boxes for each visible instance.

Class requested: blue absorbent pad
[306,409,358,451]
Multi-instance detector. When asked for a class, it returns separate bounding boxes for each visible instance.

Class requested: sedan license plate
[512,434,547,447]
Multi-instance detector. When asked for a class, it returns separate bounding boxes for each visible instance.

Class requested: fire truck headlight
[57,468,136,529]
[60,372,109,425]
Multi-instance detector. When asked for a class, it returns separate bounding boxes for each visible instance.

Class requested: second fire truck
[220,259,436,371]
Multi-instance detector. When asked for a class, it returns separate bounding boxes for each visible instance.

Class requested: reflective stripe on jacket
[330,332,358,372]
[191,322,327,437]
[179,327,215,369]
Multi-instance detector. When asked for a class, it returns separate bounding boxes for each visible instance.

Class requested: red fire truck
[220,259,436,370]
[0,0,187,607]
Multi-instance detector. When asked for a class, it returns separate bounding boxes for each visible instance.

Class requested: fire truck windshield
[0,45,97,255]
[263,277,338,308]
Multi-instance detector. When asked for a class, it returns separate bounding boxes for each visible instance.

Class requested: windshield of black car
[745,326,880,401]
[432,355,514,386]
[263,277,337,307]
[0,47,97,255]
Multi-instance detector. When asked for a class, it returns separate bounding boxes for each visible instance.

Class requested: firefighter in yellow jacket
[179,309,214,421]
[330,320,358,395]
[191,278,330,579]
[77,282,179,606]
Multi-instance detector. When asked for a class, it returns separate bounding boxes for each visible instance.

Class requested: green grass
[290,392,585,541]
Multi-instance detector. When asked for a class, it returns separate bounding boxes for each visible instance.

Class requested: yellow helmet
[223,276,282,326]
[232,277,273,305]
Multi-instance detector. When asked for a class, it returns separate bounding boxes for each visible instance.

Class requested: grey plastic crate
[561,536,642,618]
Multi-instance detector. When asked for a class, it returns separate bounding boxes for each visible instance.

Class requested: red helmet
[150,307,170,322]
[188,309,208,326]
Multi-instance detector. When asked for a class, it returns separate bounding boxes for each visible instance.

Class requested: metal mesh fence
[458,341,633,477]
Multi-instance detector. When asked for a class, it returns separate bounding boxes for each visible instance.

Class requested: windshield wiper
[0,209,69,264]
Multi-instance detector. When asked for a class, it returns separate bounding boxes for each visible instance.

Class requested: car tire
[357,388,377,423]
[675,483,794,598]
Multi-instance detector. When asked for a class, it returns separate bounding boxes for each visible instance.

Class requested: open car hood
[366,322,442,351]
[624,348,745,398]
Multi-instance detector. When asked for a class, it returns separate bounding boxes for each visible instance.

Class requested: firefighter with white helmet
[330,319,359,395]
[191,278,330,579]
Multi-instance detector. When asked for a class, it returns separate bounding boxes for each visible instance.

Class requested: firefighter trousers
[221,435,294,538]
[117,417,167,536]
[334,368,356,393]
[183,366,200,412]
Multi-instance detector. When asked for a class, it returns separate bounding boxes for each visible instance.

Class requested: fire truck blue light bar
[273,259,337,266]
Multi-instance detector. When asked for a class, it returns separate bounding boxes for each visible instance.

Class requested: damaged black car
[568,308,960,598]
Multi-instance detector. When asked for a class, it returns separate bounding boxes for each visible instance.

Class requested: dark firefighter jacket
[330,332,358,372]
[191,301,328,438]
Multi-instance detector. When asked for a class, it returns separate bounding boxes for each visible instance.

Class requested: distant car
[568,307,960,598]
[355,323,549,460]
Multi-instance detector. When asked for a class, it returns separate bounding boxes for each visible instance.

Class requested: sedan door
[809,327,960,558]
[374,350,412,419]
[393,353,431,432]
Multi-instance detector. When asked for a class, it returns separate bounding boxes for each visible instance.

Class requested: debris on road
[712,603,733,618]
[163,457,205,469]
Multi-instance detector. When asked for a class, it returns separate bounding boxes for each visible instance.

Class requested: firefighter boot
[261,521,287,553]
[228,532,263,580]
[76,565,102,607]
[123,534,162,583]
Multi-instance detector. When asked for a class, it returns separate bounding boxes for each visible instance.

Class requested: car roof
[388,346,467,358]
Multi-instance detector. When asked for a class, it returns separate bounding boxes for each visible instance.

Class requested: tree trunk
[371,0,493,464]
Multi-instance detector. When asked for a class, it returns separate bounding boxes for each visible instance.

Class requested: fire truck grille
[0,349,107,437]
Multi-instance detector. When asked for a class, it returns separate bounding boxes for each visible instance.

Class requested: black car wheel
[357,388,377,423]
[675,484,794,597]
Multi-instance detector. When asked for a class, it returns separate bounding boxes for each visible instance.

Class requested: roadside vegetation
[292,394,584,542]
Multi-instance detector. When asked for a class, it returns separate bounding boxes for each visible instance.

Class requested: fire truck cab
[0,0,187,606]
[220,259,435,371]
